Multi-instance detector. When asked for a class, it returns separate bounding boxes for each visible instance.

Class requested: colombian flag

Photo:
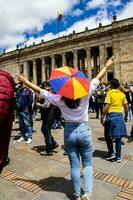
[57,12,62,21]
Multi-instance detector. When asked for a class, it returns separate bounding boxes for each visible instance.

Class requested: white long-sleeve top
[40,78,100,122]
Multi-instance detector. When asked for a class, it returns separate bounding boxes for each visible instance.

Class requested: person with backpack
[0,70,15,173]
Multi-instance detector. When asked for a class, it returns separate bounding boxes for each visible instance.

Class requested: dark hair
[41,81,50,87]
[109,78,120,89]
[62,97,80,109]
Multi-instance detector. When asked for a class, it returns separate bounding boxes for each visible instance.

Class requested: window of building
[20,64,23,73]
[106,47,113,59]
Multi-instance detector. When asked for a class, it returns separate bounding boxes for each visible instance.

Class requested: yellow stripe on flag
[72,78,88,99]
[55,66,72,75]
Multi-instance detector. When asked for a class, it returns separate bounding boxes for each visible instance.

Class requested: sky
[0,0,133,53]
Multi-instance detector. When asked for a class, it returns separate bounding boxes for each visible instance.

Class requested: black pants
[41,120,57,152]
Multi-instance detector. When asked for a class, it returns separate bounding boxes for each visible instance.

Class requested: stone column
[86,48,92,79]
[73,50,78,68]
[16,49,20,74]
[99,45,105,69]
[99,45,106,81]
[41,57,46,82]
[23,61,29,79]
[51,55,55,69]
[33,59,37,84]
[113,41,120,80]
[62,52,66,66]
[16,63,20,74]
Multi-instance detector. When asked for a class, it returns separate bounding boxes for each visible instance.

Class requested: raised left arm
[96,56,114,80]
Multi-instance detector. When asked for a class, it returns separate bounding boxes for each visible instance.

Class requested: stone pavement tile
[0,178,35,200]
[23,159,70,182]
[92,179,121,200]
[32,191,72,200]
[93,142,128,175]
[93,156,127,175]
[6,153,51,175]
[117,161,133,181]
[122,145,133,156]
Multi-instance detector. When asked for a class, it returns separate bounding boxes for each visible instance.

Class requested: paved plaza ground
[0,113,133,200]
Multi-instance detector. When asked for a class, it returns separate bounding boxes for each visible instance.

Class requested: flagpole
[57,12,62,38]
[58,19,60,38]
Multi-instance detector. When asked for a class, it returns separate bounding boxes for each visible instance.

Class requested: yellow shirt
[105,89,127,113]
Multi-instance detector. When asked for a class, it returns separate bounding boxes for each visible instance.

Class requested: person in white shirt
[16,56,114,200]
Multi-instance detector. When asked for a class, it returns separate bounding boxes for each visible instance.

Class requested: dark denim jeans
[41,120,57,153]
[104,121,122,159]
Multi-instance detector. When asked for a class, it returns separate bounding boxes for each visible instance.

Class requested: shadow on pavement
[93,150,107,159]
[13,176,73,199]
[97,137,105,141]
[11,135,20,140]
[31,145,46,153]
[12,127,19,131]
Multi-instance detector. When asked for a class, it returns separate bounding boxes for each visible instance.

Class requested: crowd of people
[0,55,133,200]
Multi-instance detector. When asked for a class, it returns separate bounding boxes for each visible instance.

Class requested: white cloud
[71,8,84,17]
[86,0,121,9]
[86,0,107,9]
[117,0,133,20]
[0,0,79,50]
[62,9,110,34]
[1,0,133,53]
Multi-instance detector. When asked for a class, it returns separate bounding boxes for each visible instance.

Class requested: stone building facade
[0,17,133,85]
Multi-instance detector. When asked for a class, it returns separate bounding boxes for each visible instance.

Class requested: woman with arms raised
[16,56,114,200]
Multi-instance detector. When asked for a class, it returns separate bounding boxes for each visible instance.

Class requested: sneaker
[63,151,67,156]
[82,194,91,200]
[127,137,133,143]
[26,138,32,144]
[0,164,3,174]
[116,158,121,163]
[105,154,115,161]
[76,197,81,200]
[0,158,11,174]
[17,137,24,142]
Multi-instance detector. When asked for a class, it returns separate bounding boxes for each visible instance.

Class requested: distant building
[0,16,133,85]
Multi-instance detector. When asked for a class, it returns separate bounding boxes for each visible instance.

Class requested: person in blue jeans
[16,83,34,144]
[16,57,114,200]
[101,79,128,163]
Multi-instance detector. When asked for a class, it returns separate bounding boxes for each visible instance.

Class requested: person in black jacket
[36,82,59,155]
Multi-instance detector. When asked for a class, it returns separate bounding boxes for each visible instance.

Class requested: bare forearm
[124,104,128,120]
[96,66,108,80]
[102,104,110,118]
[24,80,41,93]
[96,56,114,80]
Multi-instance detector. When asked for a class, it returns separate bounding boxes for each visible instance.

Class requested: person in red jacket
[0,70,15,173]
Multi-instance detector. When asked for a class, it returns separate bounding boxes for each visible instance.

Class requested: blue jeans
[64,122,93,197]
[18,111,32,139]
